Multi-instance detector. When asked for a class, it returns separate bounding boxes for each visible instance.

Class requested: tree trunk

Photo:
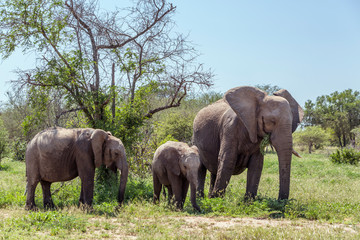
[111,63,116,123]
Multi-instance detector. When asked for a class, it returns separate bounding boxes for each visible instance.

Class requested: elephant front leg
[245,152,264,200]
[168,175,184,210]
[79,176,95,208]
[153,174,162,204]
[208,173,216,198]
[211,146,237,198]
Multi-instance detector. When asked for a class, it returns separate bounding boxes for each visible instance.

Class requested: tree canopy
[293,126,330,153]
[303,89,360,147]
[0,0,213,134]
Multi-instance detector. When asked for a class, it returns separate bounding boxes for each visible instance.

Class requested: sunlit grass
[1,152,360,239]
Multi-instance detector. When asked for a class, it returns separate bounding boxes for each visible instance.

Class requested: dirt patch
[176,216,359,234]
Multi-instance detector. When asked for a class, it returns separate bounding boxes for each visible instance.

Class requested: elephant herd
[24,86,304,212]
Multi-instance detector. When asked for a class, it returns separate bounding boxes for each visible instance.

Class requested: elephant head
[91,129,128,205]
[224,86,303,199]
[178,145,201,210]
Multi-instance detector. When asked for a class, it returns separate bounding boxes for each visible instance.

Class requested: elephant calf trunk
[190,182,201,212]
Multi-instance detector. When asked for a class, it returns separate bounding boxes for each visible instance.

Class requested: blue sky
[1,0,360,107]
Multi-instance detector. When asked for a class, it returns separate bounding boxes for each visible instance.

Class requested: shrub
[11,138,27,161]
[330,148,360,165]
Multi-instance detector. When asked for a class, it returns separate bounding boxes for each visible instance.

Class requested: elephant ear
[224,86,266,143]
[273,89,304,132]
[90,129,110,168]
[159,145,181,176]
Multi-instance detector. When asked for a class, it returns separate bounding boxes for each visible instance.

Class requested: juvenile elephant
[193,86,303,200]
[25,127,128,210]
[152,141,201,212]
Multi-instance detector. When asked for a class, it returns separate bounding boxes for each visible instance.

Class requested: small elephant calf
[152,141,201,212]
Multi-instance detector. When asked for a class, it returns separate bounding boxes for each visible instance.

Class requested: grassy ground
[0,151,360,239]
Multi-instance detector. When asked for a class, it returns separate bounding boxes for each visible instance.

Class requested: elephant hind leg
[40,180,55,209]
[25,179,40,211]
[166,185,173,205]
[153,174,162,204]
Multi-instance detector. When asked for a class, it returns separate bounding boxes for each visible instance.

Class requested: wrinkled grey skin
[25,127,128,210]
[193,86,303,200]
[152,141,201,212]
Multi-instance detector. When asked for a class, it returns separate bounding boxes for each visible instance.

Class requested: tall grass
[0,152,360,239]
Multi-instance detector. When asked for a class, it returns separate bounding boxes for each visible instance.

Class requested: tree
[0,0,213,129]
[0,117,9,167]
[303,89,360,147]
[293,126,330,153]
[351,127,360,149]
[255,84,281,95]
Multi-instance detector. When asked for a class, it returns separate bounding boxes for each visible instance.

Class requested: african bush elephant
[152,141,201,212]
[25,127,128,210]
[193,86,303,200]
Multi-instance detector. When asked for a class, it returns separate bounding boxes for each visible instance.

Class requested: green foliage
[154,112,194,143]
[351,127,360,148]
[255,84,281,95]
[330,148,360,165]
[303,89,360,147]
[0,117,9,166]
[260,134,271,155]
[124,176,153,201]
[11,138,27,161]
[94,166,119,204]
[1,153,360,238]
[293,126,331,153]
[0,0,69,58]
[0,211,87,237]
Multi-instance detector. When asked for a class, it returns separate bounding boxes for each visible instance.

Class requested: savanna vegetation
[1,0,360,239]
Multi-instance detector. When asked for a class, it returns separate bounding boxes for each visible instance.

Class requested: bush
[11,138,27,161]
[330,148,360,165]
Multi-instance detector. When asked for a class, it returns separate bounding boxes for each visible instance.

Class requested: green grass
[1,152,360,239]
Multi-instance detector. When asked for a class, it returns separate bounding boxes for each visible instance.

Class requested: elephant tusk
[292,148,302,158]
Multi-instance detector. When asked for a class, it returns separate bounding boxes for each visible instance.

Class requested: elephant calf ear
[273,89,304,132]
[224,86,266,144]
[160,147,181,176]
[91,129,109,168]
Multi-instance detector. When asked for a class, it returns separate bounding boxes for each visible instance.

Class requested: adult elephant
[193,86,303,200]
[25,127,128,210]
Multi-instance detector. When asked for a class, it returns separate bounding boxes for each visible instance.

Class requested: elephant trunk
[271,123,293,200]
[117,159,128,206]
[187,170,201,212]
[190,182,201,212]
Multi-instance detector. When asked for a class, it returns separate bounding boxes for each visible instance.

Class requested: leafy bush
[330,148,360,165]
[11,138,27,161]
[0,118,9,166]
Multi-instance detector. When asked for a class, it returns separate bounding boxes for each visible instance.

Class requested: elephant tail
[162,185,166,198]
[24,181,28,196]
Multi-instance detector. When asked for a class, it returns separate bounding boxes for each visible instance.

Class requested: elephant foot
[192,204,201,212]
[79,202,94,212]
[25,203,38,211]
[209,189,226,198]
[197,190,205,199]
[44,201,55,210]
[244,192,256,202]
